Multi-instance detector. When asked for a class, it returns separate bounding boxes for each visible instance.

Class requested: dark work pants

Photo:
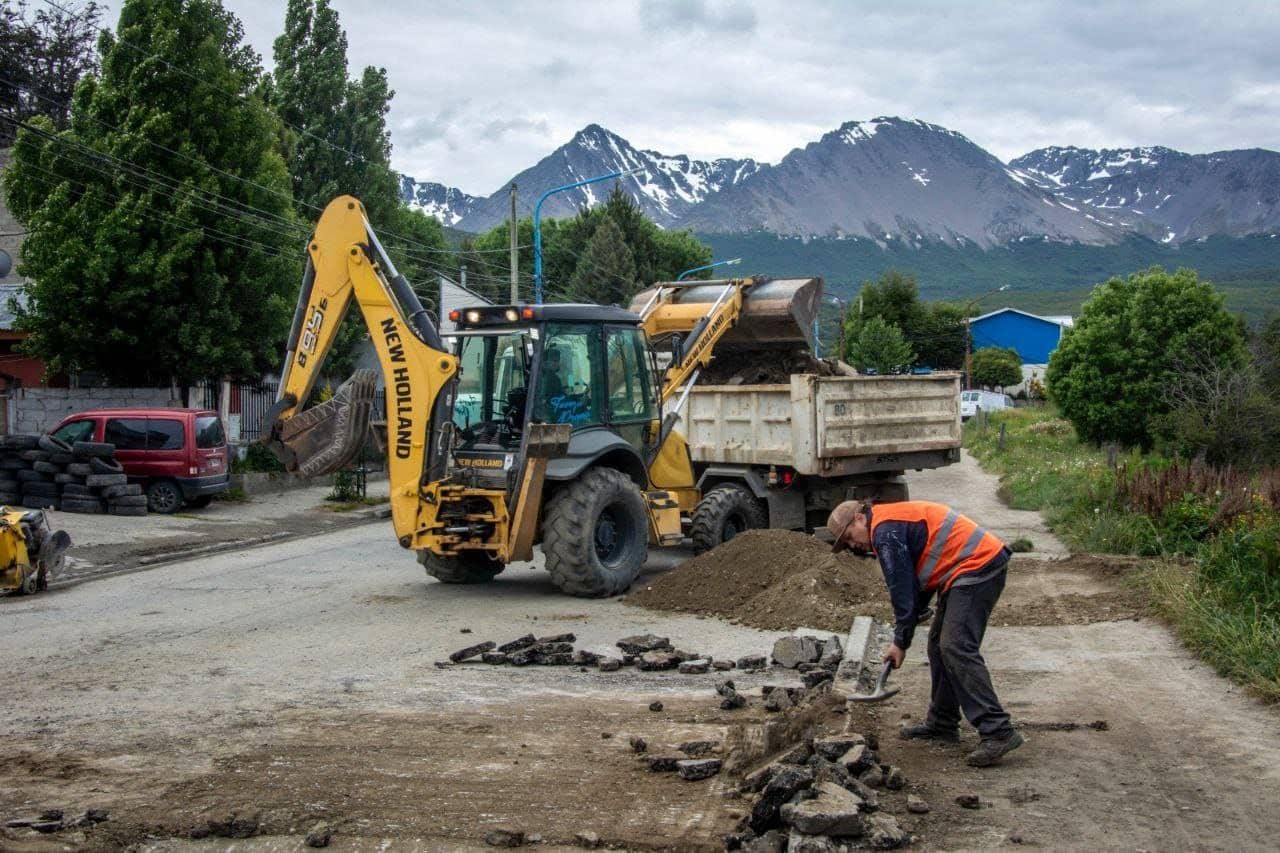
[924,566,1013,739]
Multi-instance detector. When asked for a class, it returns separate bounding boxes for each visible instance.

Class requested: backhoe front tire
[419,550,505,585]
[690,484,768,554]
[543,467,648,598]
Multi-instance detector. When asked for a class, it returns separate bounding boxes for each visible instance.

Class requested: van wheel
[690,484,768,554]
[146,480,183,514]
[419,550,504,584]
[186,495,213,508]
[544,467,648,597]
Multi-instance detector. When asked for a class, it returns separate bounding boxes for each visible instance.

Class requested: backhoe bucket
[273,369,378,478]
[632,277,823,351]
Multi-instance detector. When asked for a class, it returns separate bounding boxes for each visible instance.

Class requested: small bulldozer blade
[277,370,378,478]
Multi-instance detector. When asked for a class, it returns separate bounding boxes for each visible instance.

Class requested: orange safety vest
[869,501,1006,593]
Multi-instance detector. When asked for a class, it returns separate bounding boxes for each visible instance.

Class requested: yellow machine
[262,196,818,597]
[0,508,70,595]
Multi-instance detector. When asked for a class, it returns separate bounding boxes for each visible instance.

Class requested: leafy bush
[327,469,361,502]
[1047,267,1246,448]
[845,316,914,374]
[234,443,286,474]
[970,346,1022,389]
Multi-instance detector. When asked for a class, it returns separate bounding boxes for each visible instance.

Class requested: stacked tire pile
[0,434,148,516]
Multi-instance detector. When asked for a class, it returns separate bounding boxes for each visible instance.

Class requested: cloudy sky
[105,0,1280,194]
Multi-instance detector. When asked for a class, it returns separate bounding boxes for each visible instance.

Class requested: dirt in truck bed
[627,530,1149,631]
[698,351,847,385]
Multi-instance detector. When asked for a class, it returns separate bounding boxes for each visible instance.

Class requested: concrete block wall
[9,387,177,435]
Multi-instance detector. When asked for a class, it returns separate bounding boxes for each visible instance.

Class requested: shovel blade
[275,369,378,478]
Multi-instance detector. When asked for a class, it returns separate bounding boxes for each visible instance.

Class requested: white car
[960,390,1013,420]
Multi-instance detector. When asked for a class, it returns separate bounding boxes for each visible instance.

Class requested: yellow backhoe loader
[0,508,70,595]
[261,196,818,596]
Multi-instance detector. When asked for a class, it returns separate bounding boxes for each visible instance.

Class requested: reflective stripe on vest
[869,501,1005,593]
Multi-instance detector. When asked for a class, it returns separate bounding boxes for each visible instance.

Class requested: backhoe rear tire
[543,467,648,598]
[690,484,768,555]
[419,550,504,585]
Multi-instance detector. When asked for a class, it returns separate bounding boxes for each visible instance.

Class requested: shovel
[848,660,901,703]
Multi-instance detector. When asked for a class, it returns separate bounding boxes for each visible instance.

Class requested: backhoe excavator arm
[263,196,458,548]
[640,280,746,404]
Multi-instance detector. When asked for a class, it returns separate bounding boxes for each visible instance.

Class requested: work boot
[966,730,1025,766]
[898,722,960,743]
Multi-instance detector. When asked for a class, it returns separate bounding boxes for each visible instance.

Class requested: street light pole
[533,168,641,303]
[963,284,1010,389]
[675,257,743,282]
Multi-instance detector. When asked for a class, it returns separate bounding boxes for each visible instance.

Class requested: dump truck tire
[4,435,38,450]
[20,449,49,462]
[61,483,92,496]
[109,495,147,508]
[23,482,58,498]
[17,469,49,482]
[419,550,504,584]
[543,467,648,597]
[690,484,768,555]
[67,463,92,477]
[61,498,102,514]
[108,505,146,517]
[87,473,128,488]
[22,496,57,510]
[101,483,142,498]
[33,460,60,475]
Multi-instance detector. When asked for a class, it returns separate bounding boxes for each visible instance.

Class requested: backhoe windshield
[452,332,531,446]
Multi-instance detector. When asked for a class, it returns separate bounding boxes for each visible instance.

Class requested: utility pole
[460,262,467,292]
[508,182,518,304]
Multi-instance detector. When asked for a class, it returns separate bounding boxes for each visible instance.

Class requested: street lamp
[533,168,641,303]
[816,294,849,360]
[675,257,742,282]
[964,284,1010,390]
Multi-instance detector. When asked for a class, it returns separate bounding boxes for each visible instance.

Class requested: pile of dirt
[628,529,893,631]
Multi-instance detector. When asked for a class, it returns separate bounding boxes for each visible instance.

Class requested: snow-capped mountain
[1010,146,1280,244]
[448,124,760,230]
[399,120,1280,248]
[682,117,1122,247]
[398,176,479,227]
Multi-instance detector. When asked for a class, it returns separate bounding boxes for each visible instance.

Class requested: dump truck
[679,373,961,551]
[628,281,961,552]
[263,196,958,598]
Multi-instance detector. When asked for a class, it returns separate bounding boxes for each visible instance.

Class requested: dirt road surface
[2,452,1279,850]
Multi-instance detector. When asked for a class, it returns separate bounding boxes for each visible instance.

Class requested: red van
[48,408,230,513]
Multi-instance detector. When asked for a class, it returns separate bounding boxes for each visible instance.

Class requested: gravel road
[2,452,1279,850]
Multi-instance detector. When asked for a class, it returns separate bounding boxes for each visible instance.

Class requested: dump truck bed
[685,372,962,476]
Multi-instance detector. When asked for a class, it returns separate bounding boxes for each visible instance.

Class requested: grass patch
[1009,538,1035,553]
[214,487,249,503]
[966,406,1280,702]
[1140,558,1280,702]
[320,496,385,513]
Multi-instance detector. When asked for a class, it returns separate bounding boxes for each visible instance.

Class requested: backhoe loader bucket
[631,277,823,351]
[270,369,378,478]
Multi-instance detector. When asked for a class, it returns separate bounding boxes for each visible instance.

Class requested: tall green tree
[844,316,914,374]
[565,217,636,305]
[970,346,1022,389]
[1047,267,1246,447]
[3,0,296,385]
[269,0,445,373]
[842,270,966,369]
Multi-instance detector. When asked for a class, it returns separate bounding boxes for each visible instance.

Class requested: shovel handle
[875,659,894,692]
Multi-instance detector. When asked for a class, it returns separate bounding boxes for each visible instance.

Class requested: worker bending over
[827,499,1025,767]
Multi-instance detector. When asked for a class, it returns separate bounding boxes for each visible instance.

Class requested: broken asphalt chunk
[450,641,496,663]
[678,758,723,781]
[616,634,672,655]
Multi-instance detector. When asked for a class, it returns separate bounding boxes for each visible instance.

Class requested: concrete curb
[832,615,875,694]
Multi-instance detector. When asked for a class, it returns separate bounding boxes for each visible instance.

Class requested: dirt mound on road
[628,529,893,632]
[630,532,1151,632]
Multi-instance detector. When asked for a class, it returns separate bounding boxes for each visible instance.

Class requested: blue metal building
[969,308,1072,364]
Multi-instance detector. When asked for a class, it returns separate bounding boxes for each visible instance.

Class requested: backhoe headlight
[505,309,519,322]
[465,310,481,324]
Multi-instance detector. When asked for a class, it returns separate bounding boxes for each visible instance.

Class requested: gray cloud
[638,0,758,35]
[104,0,1280,193]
